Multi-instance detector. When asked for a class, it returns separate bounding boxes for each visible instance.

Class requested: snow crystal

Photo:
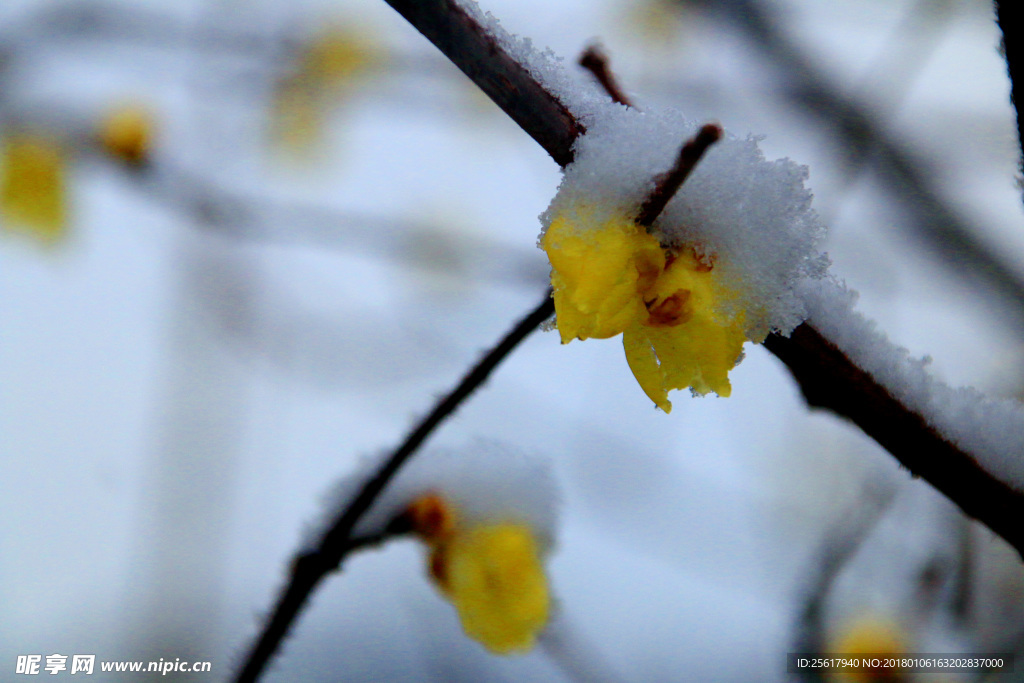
[310,439,560,551]
[800,277,1024,493]
[540,105,830,340]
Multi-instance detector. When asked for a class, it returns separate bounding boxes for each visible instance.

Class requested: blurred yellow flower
[272,25,380,153]
[542,209,747,412]
[98,104,154,166]
[0,132,67,243]
[828,614,907,683]
[406,493,550,654]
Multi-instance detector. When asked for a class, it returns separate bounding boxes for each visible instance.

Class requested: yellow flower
[405,493,550,654]
[541,208,748,412]
[828,615,907,682]
[272,25,380,153]
[0,132,67,243]
[98,104,154,166]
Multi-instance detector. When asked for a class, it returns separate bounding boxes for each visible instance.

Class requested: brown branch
[382,0,583,167]
[380,0,1024,559]
[579,44,634,107]
[636,123,722,227]
[763,327,1024,557]
[232,291,555,682]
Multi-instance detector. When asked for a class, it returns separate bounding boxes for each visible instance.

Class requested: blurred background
[2,0,1024,680]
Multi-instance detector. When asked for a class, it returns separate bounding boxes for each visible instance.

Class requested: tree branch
[996,0,1024,182]
[382,0,583,167]
[232,291,554,683]
[762,327,1024,556]
[381,0,1024,560]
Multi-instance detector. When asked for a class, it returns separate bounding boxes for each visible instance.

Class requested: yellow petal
[828,615,907,683]
[623,324,672,412]
[432,524,549,654]
[1,133,67,243]
[542,212,663,342]
[623,251,747,409]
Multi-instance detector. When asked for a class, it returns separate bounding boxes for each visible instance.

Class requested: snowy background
[2,0,1024,680]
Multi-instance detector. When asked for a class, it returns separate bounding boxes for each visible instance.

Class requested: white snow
[312,439,561,550]
[801,276,1024,492]
[539,104,830,340]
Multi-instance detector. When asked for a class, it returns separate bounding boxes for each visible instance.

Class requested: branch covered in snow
[379,0,1024,559]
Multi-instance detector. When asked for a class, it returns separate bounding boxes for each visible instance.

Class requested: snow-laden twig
[378,0,1024,560]
[231,291,554,682]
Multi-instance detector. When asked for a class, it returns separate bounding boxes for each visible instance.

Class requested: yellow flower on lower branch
[406,494,550,654]
[432,525,549,654]
[542,209,749,412]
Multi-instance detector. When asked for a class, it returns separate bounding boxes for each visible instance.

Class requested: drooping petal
[542,212,663,342]
[623,324,672,412]
[432,523,550,654]
[623,250,747,410]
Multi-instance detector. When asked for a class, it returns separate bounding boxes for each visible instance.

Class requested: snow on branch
[381,0,1024,559]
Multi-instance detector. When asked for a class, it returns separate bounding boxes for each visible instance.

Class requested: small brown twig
[578,44,634,107]
[636,123,723,227]
[578,45,721,231]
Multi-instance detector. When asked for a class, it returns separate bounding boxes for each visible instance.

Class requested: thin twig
[578,47,723,230]
[383,0,583,167]
[233,291,554,682]
[636,123,722,227]
[579,44,634,108]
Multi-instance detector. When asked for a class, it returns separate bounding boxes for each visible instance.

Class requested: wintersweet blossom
[828,615,907,682]
[272,24,380,153]
[98,104,154,166]
[542,207,747,412]
[405,492,550,654]
[0,132,67,243]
